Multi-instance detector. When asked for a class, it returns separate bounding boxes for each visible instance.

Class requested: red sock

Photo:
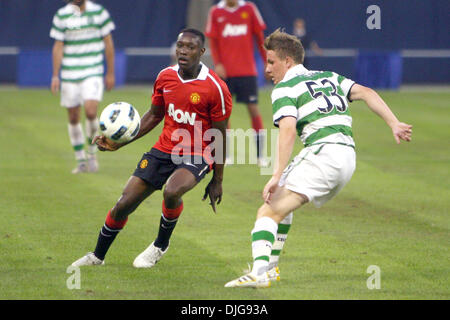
[162,200,183,220]
[251,115,264,133]
[94,210,127,260]
[105,210,128,229]
[154,201,183,250]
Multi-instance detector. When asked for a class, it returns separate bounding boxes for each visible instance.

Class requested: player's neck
[178,64,202,80]
[73,1,86,12]
[225,0,239,9]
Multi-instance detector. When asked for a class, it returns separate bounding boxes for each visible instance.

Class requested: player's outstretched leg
[68,122,87,174]
[267,212,293,281]
[70,176,154,266]
[85,117,100,172]
[225,217,278,288]
[71,210,128,266]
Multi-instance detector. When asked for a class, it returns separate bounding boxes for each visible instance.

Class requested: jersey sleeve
[248,2,266,33]
[99,7,115,37]
[204,7,219,39]
[151,74,165,107]
[337,74,356,101]
[271,86,298,127]
[50,13,65,41]
[209,76,232,122]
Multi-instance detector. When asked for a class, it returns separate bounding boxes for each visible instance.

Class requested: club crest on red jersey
[190,92,201,104]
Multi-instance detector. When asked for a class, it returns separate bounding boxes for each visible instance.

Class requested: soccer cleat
[71,161,88,174]
[133,241,169,268]
[257,157,270,168]
[71,252,104,267]
[268,266,280,281]
[87,156,99,172]
[224,272,271,288]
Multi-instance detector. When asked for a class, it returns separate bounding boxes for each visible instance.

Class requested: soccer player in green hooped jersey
[225,28,412,288]
[50,0,115,174]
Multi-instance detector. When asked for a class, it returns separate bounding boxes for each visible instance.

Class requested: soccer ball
[99,102,141,143]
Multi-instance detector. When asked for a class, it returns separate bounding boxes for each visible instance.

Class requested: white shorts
[279,143,356,208]
[60,76,104,108]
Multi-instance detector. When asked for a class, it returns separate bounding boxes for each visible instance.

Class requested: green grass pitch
[0,85,448,300]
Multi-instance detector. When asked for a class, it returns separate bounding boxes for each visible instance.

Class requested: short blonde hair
[264,28,304,64]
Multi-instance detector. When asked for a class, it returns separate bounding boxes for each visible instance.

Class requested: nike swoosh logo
[163,88,172,93]
[184,162,197,168]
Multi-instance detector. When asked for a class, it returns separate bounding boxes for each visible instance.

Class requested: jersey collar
[67,0,93,16]
[217,0,245,11]
[282,64,309,82]
[171,62,209,83]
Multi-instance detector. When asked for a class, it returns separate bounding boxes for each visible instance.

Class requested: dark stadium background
[0,0,448,85]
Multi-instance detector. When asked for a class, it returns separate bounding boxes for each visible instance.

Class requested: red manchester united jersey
[205,0,266,77]
[151,63,232,164]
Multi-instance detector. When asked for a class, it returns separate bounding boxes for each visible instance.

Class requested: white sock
[68,123,86,162]
[269,212,293,269]
[85,118,99,158]
[251,216,278,276]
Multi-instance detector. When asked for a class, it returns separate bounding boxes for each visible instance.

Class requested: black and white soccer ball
[99,102,141,143]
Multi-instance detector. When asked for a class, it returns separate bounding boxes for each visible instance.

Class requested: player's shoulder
[206,68,222,81]
[206,68,228,89]
[86,0,104,12]
[156,66,178,80]
[54,3,73,17]
[208,3,220,12]
[243,1,260,12]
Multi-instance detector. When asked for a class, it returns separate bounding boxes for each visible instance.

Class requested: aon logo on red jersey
[222,24,248,37]
[168,103,197,125]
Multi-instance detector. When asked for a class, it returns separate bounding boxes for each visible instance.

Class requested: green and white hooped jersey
[272,64,356,148]
[50,1,115,82]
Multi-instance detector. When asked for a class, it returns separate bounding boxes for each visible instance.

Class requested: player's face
[71,0,85,7]
[175,32,205,71]
[225,0,238,7]
[265,50,290,85]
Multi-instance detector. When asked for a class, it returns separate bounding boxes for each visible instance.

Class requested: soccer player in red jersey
[71,29,233,268]
[205,0,269,166]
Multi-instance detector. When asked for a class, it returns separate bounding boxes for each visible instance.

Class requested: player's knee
[256,204,286,224]
[112,195,135,219]
[85,109,97,120]
[163,185,183,203]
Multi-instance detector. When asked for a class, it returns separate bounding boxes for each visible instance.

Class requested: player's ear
[200,47,206,56]
[285,56,295,68]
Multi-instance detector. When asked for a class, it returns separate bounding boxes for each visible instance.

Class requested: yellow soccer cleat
[268,266,280,281]
[224,272,271,288]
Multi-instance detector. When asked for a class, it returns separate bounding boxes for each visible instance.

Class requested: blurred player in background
[292,18,323,68]
[50,0,115,173]
[205,0,268,167]
[225,29,412,288]
[71,29,232,268]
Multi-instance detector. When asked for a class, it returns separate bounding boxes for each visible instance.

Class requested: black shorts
[133,148,211,190]
[225,76,258,104]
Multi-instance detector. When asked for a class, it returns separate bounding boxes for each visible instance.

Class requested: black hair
[179,28,205,47]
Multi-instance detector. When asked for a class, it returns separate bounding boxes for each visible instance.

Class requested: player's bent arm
[211,118,228,182]
[273,116,297,179]
[103,34,115,90]
[202,118,228,213]
[349,84,399,127]
[349,84,412,143]
[127,104,165,143]
[51,40,64,94]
